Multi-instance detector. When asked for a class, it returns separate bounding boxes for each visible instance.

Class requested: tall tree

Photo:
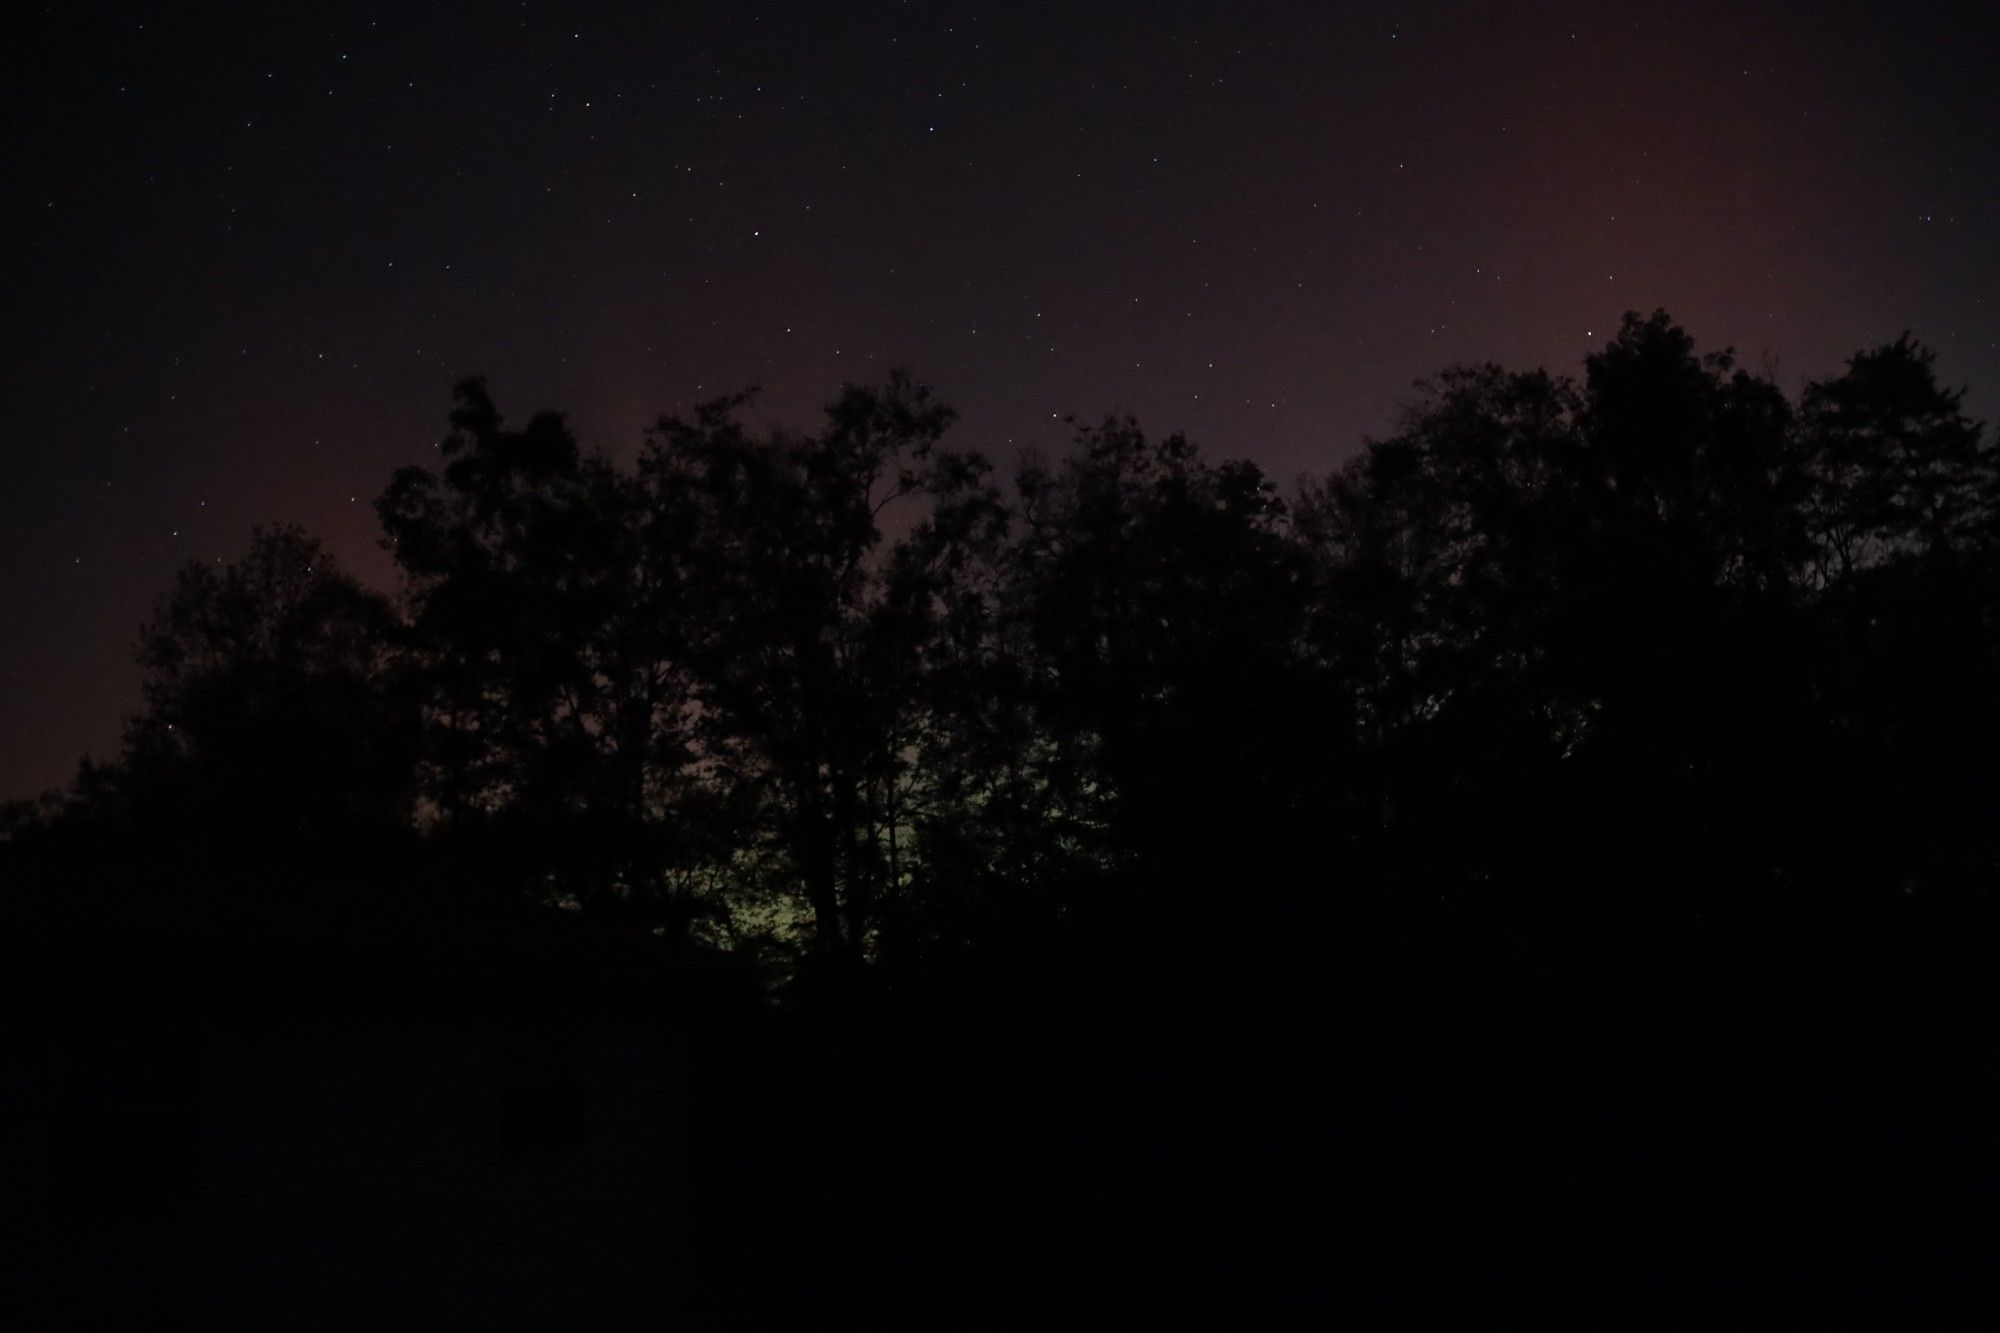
[1797,336,1992,581]
[379,380,711,933]
[640,371,959,960]
[1007,418,1318,933]
[1794,338,2000,897]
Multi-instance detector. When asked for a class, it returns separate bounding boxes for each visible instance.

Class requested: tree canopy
[9,310,1997,963]
[9,311,1999,1323]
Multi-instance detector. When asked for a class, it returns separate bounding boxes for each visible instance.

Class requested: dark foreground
[3,884,1993,1328]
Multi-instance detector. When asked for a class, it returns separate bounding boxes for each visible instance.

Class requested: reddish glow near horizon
[5,3,1996,798]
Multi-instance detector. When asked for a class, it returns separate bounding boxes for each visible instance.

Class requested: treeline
[6,309,1998,966]
[7,309,2000,1320]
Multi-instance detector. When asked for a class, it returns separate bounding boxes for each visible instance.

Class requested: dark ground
[4,881,1991,1328]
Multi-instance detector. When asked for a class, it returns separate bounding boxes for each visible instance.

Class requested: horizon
[7,1,2000,799]
[4,314,1987,804]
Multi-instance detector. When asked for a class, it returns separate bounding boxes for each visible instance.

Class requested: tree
[80,525,412,857]
[379,379,714,934]
[1797,336,1992,581]
[1793,338,2000,897]
[1003,417,1324,943]
[1298,312,1824,917]
[639,371,965,962]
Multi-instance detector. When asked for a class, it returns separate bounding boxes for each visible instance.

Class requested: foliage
[11,312,1997,957]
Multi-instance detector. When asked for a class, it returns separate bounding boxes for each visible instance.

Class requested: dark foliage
[5,312,1997,1323]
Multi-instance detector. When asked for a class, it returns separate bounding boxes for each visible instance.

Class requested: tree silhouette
[7,309,1992,960]
[379,379,718,937]
[1798,335,1992,579]
[1794,337,2000,900]
[7,311,1999,1324]
[639,371,963,962]
[51,525,413,858]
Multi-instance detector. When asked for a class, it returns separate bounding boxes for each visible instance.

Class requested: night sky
[5,1,1998,801]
